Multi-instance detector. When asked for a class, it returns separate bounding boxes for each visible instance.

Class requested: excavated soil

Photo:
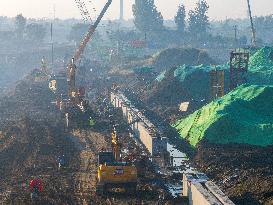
[194,142,273,205]
[0,74,182,204]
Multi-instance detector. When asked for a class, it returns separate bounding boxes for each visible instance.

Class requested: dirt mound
[0,74,81,204]
[152,48,215,71]
[110,47,215,75]
[194,142,273,205]
[174,84,273,147]
[142,64,225,122]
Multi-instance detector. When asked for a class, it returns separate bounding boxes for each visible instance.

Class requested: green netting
[249,46,273,71]
[133,66,153,74]
[247,47,273,84]
[173,85,273,147]
[155,64,229,101]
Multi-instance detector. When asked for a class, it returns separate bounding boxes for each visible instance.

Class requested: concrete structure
[183,174,235,205]
[110,92,167,156]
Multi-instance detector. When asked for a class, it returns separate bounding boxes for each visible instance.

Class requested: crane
[247,0,256,47]
[67,0,112,100]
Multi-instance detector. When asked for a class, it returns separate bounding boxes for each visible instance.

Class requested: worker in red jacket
[29,178,43,201]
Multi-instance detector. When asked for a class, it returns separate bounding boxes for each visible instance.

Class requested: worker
[89,116,95,127]
[29,178,43,201]
[57,155,66,170]
[157,190,165,205]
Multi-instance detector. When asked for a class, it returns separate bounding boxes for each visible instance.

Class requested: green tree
[132,0,164,35]
[25,23,46,43]
[175,4,186,34]
[15,14,26,40]
[188,0,210,37]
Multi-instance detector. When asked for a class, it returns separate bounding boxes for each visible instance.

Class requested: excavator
[96,127,138,195]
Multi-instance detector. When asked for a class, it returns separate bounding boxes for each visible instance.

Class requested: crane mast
[247,0,256,47]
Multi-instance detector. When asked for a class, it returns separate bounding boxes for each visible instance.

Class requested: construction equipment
[96,128,137,195]
[247,0,256,47]
[229,50,249,90]
[111,127,121,161]
[67,0,112,98]
[54,0,112,128]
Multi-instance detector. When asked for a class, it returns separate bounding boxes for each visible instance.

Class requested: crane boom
[67,0,112,98]
[73,0,112,62]
[247,0,256,46]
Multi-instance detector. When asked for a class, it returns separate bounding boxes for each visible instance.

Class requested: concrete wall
[110,92,167,156]
[138,122,153,154]
[205,181,235,205]
[183,174,235,205]
[189,183,222,205]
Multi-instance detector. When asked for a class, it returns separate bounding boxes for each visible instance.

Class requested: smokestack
[120,0,124,21]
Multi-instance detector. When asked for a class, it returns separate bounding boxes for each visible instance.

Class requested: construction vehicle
[96,128,137,195]
[49,0,112,128]
[64,0,112,126]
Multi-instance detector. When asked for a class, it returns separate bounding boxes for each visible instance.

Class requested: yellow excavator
[96,127,137,195]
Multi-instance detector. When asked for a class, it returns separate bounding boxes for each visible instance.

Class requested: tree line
[133,0,210,41]
[15,14,46,43]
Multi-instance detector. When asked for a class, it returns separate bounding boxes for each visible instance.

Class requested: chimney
[120,0,124,21]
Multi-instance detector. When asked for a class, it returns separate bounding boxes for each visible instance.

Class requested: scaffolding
[229,51,249,90]
[210,69,225,100]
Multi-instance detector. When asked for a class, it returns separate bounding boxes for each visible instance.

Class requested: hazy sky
[0,0,272,21]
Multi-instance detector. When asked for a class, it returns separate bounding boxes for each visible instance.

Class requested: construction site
[0,0,273,204]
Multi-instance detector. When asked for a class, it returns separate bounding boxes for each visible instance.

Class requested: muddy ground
[120,76,273,205]
[0,75,184,204]
[194,142,273,205]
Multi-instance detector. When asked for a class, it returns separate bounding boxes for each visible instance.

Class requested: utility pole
[233,25,238,48]
[51,23,54,72]
[247,0,256,47]
[51,5,55,73]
